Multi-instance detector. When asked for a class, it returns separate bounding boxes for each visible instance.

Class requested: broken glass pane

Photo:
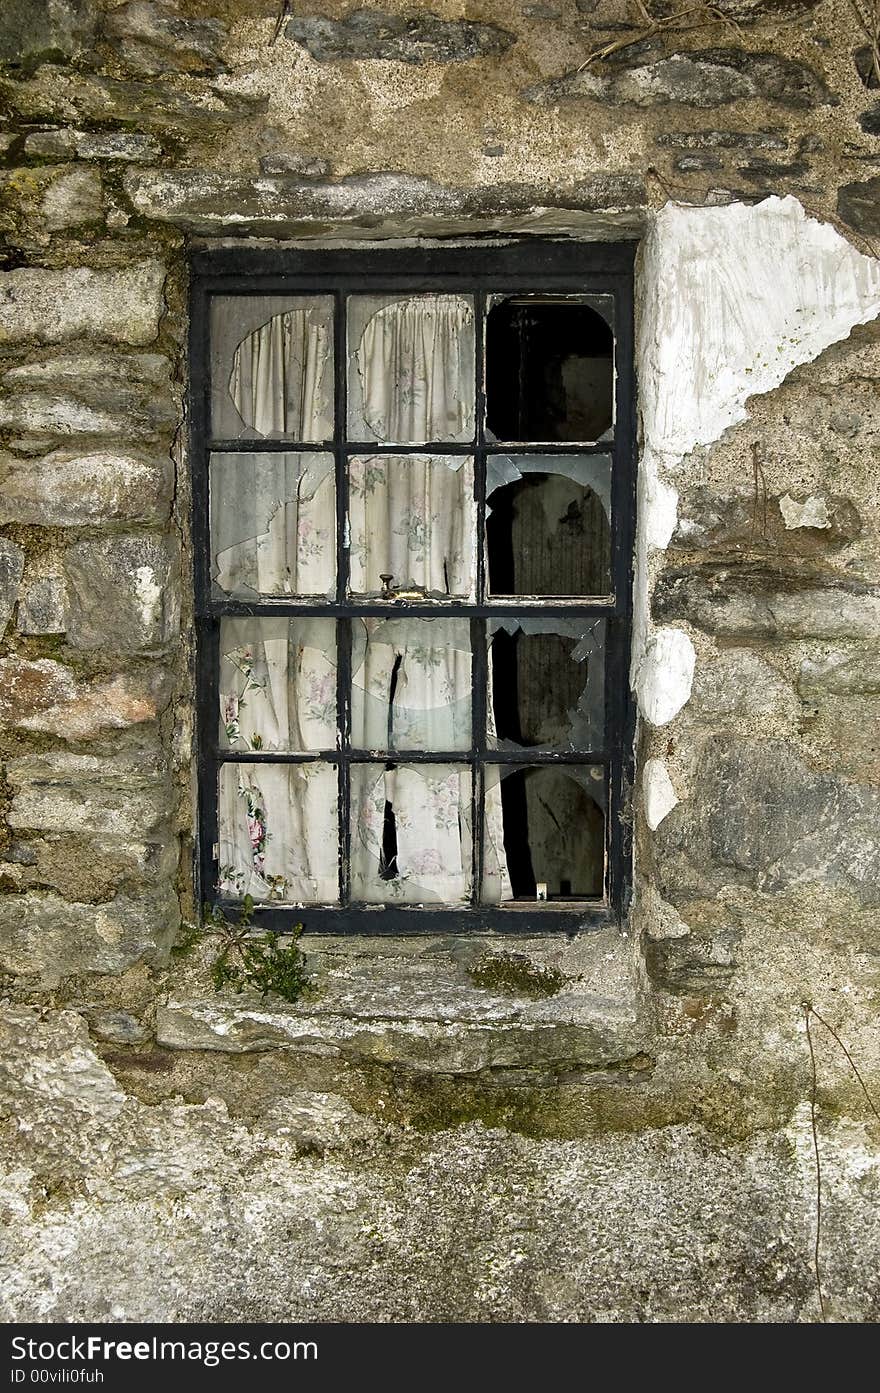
[482,764,606,903]
[488,618,605,751]
[210,452,335,599]
[219,618,337,754]
[486,454,612,597]
[351,617,471,752]
[218,761,338,903]
[347,294,476,444]
[348,453,476,599]
[350,763,472,904]
[485,296,614,442]
[210,295,334,441]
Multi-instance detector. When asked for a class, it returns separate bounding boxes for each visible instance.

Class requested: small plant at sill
[174,897,312,1004]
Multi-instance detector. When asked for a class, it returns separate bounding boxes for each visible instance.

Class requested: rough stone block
[286,10,515,64]
[838,175,880,236]
[31,831,179,903]
[0,885,179,980]
[655,736,880,905]
[525,48,833,109]
[797,648,880,696]
[64,534,180,653]
[0,657,173,739]
[0,0,96,68]
[0,446,173,526]
[0,261,166,347]
[0,536,25,636]
[0,68,264,139]
[0,353,178,442]
[17,576,66,635]
[41,165,103,231]
[103,1,227,77]
[689,648,798,722]
[7,750,173,836]
[73,130,162,162]
[23,129,77,158]
[653,565,880,639]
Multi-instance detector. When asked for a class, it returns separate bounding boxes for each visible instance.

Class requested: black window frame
[189,241,637,934]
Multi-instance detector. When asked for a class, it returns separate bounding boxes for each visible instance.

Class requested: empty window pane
[219,618,337,754]
[347,294,475,444]
[350,763,472,903]
[348,453,476,599]
[210,452,335,599]
[485,296,613,442]
[218,761,339,903]
[488,618,605,751]
[352,618,471,752]
[486,454,612,597]
[211,295,334,441]
[482,764,605,903]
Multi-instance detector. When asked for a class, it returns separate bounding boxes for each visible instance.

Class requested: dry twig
[577,1,744,72]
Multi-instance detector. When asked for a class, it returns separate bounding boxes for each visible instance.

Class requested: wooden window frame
[189,241,637,934]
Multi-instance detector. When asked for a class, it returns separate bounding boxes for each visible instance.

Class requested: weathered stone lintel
[122,170,648,240]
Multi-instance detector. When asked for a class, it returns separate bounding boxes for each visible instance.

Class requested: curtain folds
[216,295,509,905]
[228,307,333,440]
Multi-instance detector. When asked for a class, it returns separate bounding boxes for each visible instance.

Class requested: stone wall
[1,0,879,1322]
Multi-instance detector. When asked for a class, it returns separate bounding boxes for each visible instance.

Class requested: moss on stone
[467,950,568,998]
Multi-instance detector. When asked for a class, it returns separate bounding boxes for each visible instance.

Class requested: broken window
[193,245,635,929]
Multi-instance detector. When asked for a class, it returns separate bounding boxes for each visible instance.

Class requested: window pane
[210,295,334,442]
[348,453,476,599]
[350,763,472,903]
[488,618,605,751]
[347,294,475,443]
[351,617,471,752]
[486,454,611,597]
[218,761,339,903]
[219,618,337,753]
[210,451,335,599]
[482,764,605,903]
[485,296,613,442]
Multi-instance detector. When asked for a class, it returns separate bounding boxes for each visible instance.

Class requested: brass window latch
[379,573,428,602]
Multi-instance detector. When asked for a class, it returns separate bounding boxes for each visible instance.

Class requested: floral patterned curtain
[216,295,508,905]
[228,306,333,440]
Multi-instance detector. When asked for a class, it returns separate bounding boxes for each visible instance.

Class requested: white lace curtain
[216,295,511,905]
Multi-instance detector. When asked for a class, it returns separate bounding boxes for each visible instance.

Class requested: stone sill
[157,928,648,1074]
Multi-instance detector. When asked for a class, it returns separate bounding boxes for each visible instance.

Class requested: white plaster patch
[634,627,695,727]
[642,759,679,830]
[778,493,831,530]
[631,196,880,731]
[133,565,161,626]
[639,195,880,467]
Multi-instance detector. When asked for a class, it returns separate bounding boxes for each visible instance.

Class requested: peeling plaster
[643,759,679,830]
[779,493,831,530]
[632,195,880,762]
[634,627,695,727]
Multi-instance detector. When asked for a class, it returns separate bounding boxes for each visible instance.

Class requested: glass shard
[219,618,337,754]
[210,295,334,441]
[218,761,339,903]
[485,296,614,442]
[210,451,335,599]
[351,617,471,752]
[347,294,475,444]
[482,764,605,903]
[488,618,605,751]
[350,763,472,903]
[348,453,476,599]
[486,454,612,597]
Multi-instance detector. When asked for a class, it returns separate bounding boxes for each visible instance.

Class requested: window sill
[156,925,647,1074]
